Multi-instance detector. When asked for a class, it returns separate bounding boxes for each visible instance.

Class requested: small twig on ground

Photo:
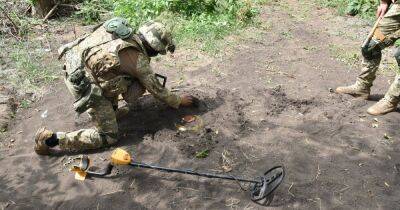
[308,198,322,210]
[176,187,199,191]
[395,164,400,173]
[225,197,240,208]
[101,190,124,196]
[24,5,32,15]
[314,164,321,181]
[333,185,350,202]
[338,185,350,193]
[0,6,20,38]
[73,26,77,39]
[288,182,295,197]
[44,4,59,21]
[240,149,255,165]
[244,202,255,210]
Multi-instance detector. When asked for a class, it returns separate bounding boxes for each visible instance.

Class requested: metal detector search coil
[70,148,285,204]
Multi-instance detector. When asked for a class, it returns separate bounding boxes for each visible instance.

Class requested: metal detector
[70,148,285,204]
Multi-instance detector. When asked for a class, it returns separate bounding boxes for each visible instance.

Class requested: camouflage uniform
[56,19,180,152]
[337,2,400,114]
[356,2,400,98]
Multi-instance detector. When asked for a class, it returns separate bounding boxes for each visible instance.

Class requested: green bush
[318,0,377,19]
[114,0,259,28]
[346,0,377,19]
[75,0,115,24]
[113,0,261,51]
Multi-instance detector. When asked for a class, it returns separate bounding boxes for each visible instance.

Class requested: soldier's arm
[377,0,392,17]
[119,48,181,109]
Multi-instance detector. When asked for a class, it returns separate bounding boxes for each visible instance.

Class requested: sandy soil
[1,0,400,209]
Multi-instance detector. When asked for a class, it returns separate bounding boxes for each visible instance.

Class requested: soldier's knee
[361,39,382,60]
[107,137,118,146]
[100,132,118,147]
[123,82,145,103]
[394,48,400,66]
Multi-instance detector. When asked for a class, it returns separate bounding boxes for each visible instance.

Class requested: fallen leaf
[372,123,379,128]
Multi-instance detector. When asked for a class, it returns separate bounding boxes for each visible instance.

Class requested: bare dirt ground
[1,0,400,209]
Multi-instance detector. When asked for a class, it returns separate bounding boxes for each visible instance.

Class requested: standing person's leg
[367,48,400,115]
[34,96,118,155]
[366,3,400,115]
[336,3,400,99]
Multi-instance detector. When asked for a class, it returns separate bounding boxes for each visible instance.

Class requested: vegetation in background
[74,0,267,52]
[0,39,59,92]
[317,0,377,20]
[345,0,378,19]
[74,0,114,24]
[113,0,266,52]
[0,0,267,96]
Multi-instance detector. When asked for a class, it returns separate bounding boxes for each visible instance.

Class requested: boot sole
[336,92,369,100]
[367,108,395,116]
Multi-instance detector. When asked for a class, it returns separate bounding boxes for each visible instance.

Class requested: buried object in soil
[70,148,285,204]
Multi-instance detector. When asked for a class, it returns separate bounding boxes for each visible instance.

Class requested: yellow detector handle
[111,148,132,165]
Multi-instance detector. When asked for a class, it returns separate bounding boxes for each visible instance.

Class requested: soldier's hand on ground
[377,1,389,17]
[180,95,197,107]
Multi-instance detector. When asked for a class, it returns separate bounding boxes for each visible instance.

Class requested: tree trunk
[32,0,55,18]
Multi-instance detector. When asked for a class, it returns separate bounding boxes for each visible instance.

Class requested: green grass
[113,0,267,53]
[195,149,210,158]
[1,39,59,92]
[19,99,31,109]
[66,0,270,53]
[74,0,115,25]
[328,44,360,66]
[171,13,244,53]
[317,0,348,16]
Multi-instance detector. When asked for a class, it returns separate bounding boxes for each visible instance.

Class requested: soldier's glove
[361,39,383,60]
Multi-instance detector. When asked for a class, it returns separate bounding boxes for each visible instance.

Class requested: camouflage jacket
[59,25,181,110]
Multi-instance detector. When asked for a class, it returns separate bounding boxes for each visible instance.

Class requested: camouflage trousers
[357,2,400,102]
[57,81,145,152]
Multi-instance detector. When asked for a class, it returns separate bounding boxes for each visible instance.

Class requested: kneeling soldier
[34,18,195,155]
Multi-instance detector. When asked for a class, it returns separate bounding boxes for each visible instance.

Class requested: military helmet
[138,21,175,55]
[103,17,133,39]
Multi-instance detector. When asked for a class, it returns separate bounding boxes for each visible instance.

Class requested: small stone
[383,133,392,140]
[41,110,48,118]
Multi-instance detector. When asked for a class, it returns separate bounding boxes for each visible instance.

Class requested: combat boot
[367,97,398,115]
[335,83,370,99]
[34,127,54,155]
